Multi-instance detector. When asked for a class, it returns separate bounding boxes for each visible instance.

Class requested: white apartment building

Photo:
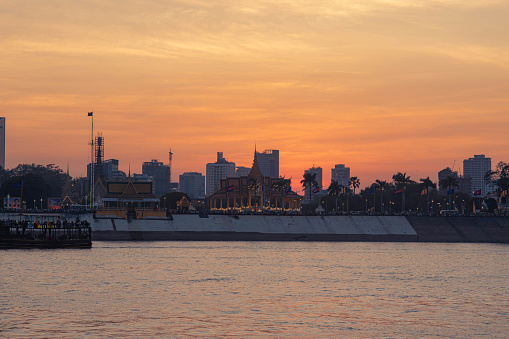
[206,152,236,196]
[463,154,495,197]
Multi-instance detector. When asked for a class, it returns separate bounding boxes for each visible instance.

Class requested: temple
[207,151,302,212]
[96,179,164,218]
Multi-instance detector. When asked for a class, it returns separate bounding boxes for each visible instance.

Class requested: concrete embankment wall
[407,216,509,243]
[90,214,418,241]
[3,212,509,242]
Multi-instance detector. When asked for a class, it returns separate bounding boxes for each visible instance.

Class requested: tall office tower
[0,117,5,169]
[179,172,205,199]
[463,154,493,197]
[331,164,350,187]
[142,159,171,197]
[256,149,279,178]
[206,152,236,195]
[303,166,323,204]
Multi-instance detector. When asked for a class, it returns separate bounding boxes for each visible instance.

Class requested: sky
[2,0,508,192]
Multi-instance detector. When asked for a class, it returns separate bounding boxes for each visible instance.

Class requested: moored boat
[0,219,92,249]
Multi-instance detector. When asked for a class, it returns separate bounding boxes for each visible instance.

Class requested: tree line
[300,162,509,214]
[0,164,70,209]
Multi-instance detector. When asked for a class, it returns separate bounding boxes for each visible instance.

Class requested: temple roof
[119,180,142,200]
[248,150,264,183]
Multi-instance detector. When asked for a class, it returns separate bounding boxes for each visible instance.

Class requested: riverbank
[2,212,509,243]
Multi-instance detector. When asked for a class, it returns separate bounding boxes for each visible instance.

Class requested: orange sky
[2,0,508,193]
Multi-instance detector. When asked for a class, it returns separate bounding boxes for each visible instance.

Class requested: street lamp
[40,198,43,210]
[34,199,36,210]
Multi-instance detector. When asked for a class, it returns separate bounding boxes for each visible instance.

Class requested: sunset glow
[2,0,509,190]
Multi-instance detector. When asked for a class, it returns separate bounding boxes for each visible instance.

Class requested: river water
[1,242,508,338]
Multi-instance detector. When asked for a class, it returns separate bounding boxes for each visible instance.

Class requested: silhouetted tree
[327,180,343,212]
[392,172,415,212]
[301,172,318,210]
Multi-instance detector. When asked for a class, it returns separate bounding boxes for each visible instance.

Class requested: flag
[88,112,93,116]
[368,188,375,194]
[13,181,23,188]
[421,188,428,196]
[256,186,262,193]
[447,188,455,195]
[501,190,508,197]
[312,187,320,194]
[473,189,481,196]
[226,185,234,192]
[285,186,292,193]
[394,188,403,194]
[340,187,346,194]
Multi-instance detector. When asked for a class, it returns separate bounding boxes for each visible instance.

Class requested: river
[1,242,508,337]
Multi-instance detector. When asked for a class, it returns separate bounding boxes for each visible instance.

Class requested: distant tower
[0,117,5,169]
[95,133,105,181]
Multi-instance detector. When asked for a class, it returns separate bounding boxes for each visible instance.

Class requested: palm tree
[349,177,360,195]
[345,177,360,212]
[301,172,318,209]
[420,176,436,213]
[376,179,389,213]
[392,172,415,212]
[327,180,344,212]
[440,176,459,210]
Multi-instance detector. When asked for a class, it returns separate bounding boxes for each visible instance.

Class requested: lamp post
[40,198,43,210]
[34,199,36,210]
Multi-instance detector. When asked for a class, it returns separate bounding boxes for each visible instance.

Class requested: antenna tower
[95,133,104,180]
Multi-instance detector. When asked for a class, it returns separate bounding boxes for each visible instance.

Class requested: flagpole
[20,180,23,210]
[89,112,94,210]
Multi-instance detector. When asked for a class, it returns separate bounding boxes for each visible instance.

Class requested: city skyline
[2,1,508,190]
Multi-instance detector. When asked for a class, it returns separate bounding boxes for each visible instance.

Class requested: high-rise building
[0,117,5,169]
[179,172,205,198]
[206,152,236,196]
[256,149,279,178]
[87,159,126,182]
[438,167,471,196]
[303,166,323,204]
[463,154,494,197]
[142,159,170,197]
[331,164,350,187]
